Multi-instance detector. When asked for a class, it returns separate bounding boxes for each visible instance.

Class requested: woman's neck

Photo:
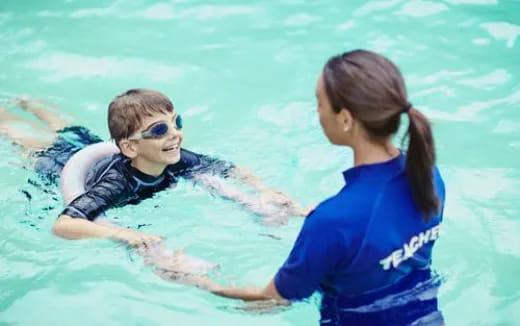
[352,138,399,167]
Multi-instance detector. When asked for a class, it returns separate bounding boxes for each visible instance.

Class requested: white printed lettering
[430,225,440,241]
[379,225,441,271]
[418,229,431,247]
[403,242,414,260]
[379,255,393,270]
[409,235,419,252]
[391,249,404,268]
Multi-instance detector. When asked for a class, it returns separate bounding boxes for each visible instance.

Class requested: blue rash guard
[33,126,234,220]
[274,153,446,325]
[61,149,234,220]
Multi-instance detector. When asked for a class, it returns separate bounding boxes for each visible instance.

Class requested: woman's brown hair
[322,49,439,221]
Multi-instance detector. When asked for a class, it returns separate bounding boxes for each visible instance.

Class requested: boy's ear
[118,139,138,159]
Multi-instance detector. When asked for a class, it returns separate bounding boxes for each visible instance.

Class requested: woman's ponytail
[322,50,440,222]
[405,107,439,222]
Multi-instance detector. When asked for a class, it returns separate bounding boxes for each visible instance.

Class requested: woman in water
[190,49,446,325]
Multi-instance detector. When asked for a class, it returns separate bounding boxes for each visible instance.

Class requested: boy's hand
[259,190,308,217]
[113,229,163,248]
[260,190,293,207]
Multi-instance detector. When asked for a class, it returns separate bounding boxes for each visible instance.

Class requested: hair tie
[402,103,412,114]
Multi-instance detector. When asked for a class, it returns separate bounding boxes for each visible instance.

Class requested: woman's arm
[180,274,286,302]
[211,278,285,302]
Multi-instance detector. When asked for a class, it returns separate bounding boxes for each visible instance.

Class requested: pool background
[1,0,519,325]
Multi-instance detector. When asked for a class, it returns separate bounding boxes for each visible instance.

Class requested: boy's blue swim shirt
[274,153,445,323]
[36,125,235,220]
[61,149,234,220]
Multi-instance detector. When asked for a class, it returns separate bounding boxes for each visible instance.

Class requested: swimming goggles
[129,114,183,140]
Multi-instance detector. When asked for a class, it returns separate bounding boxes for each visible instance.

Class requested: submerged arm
[178,272,286,302]
[193,166,308,222]
[230,167,308,216]
[193,173,298,225]
[210,278,285,302]
[229,167,271,192]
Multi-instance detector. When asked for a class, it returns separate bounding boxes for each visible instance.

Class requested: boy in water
[0,89,305,249]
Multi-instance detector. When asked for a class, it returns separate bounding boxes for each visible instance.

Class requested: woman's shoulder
[327,183,375,208]
[309,190,372,228]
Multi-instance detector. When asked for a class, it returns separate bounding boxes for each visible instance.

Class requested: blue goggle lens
[149,123,169,137]
[175,114,183,129]
[145,114,183,138]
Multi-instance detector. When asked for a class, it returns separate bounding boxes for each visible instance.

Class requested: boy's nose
[168,124,182,138]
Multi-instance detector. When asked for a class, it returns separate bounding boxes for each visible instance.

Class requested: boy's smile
[126,111,183,176]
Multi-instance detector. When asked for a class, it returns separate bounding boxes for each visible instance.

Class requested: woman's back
[314,153,446,324]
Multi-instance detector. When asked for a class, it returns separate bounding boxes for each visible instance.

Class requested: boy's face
[124,110,183,176]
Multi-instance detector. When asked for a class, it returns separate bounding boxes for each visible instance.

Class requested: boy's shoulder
[164,148,202,177]
[62,153,134,220]
[177,148,202,165]
[86,153,133,188]
[167,149,235,178]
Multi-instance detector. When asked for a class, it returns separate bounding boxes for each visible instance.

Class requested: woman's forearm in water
[212,287,270,301]
[188,276,285,302]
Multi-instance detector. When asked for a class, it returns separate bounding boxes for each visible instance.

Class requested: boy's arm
[229,167,308,217]
[193,168,308,223]
[52,215,162,247]
[178,150,308,219]
[229,167,270,192]
[230,167,297,203]
[53,215,118,239]
[54,168,162,246]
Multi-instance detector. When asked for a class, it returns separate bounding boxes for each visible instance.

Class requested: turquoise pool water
[1,0,519,325]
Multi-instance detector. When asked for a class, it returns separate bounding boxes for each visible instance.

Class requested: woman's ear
[118,139,137,158]
[337,108,354,132]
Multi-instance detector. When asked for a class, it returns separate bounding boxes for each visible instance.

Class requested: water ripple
[481,22,520,48]
[23,52,193,82]
[396,1,448,18]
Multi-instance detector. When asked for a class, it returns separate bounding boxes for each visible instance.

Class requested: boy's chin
[164,152,181,165]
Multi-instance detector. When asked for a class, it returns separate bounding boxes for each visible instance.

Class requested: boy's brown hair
[108,89,173,145]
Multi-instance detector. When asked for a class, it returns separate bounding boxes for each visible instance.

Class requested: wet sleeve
[274,211,347,301]
[176,149,235,179]
[61,169,129,221]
